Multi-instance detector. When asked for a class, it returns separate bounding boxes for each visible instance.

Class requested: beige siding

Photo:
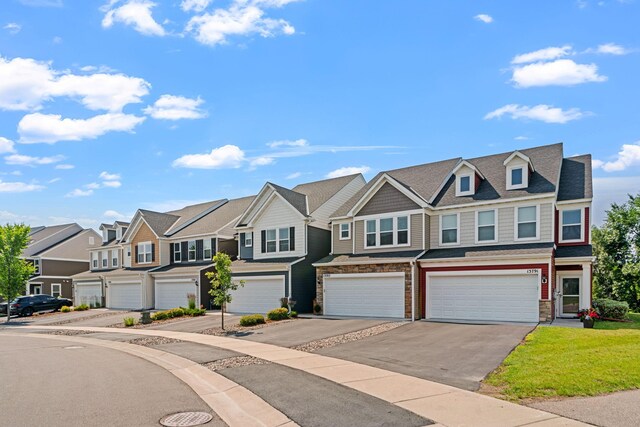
[253,196,306,259]
[358,182,420,216]
[498,206,514,242]
[314,176,366,225]
[424,214,431,251]
[332,223,352,254]
[354,213,423,254]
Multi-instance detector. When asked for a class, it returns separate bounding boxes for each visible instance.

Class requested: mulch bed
[203,356,271,371]
[291,321,408,353]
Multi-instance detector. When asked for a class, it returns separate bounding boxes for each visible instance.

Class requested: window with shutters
[174,243,181,262]
[364,216,410,248]
[263,227,294,253]
[203,239,212,260]
[33,258,40,274]
[91,252,98,269]
[137,242,152,264]
[102,251,108,268]
[188,240,196,261]
[279,228,290,252]
[112,250,118,267]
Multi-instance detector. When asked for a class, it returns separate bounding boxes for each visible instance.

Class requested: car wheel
[23,307,34,317]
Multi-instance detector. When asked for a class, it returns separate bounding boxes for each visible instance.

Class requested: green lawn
[595,312,640,330]
[484,324,640,400]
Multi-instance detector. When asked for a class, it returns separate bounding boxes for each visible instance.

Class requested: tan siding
[459,211,475,246]
[354,213,423,254]
[498,206,514,242]
[332,223,352,254]
[424,214,430,251]
[429,214,439,249]
[131,222,159,267]
[358,182,420,216]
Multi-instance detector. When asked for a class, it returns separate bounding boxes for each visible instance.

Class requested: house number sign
[526,269,539,274]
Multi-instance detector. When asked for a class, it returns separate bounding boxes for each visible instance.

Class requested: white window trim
[137,241,153,264]
[339,223,351,240]
[111,250,118,267]
[507,165,528,190]
[364,216,411,249]
[91,253,98,269]
[101,251,108,268]
[456,174,474,197]
[52,283,61,298]
[188,240,197,262]
[514,205,540,241]
[439,213,460,246]
[203,239,213,260]
[263,227,292,254]
[559,208,585,243]
[174,243,182,263]
[244,232,253,248]
[475,209,498,244]
[33,258,41,275]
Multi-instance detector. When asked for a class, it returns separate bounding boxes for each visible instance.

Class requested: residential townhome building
[314,143,593,323]
[23,223,101,300]
[230,174,366,314]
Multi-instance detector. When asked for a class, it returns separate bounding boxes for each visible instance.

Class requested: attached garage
[426,272,539,323]
[155,280,197,310]
[75,281,102,306]
[107,282,143,310]
[227,276,285,314]
[323,272,405,319]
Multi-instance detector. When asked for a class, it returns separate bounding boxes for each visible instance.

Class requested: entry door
[32,285,42,294]
[560,277,580,316]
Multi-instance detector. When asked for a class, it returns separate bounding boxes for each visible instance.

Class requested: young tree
[0,224,34,323]
[593,194,640,310]
[206,252,244,330]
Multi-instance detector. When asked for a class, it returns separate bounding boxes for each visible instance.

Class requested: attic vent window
[455,174,474,196]
[507,165,528,190]
[512,168,523,186]
[460,176,470,192]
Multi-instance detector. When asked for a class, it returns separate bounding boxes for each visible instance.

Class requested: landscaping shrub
[74,304,89,311]
[187,293,197,310]
[60,305,71,313]
[123,317,135,327]
[290,311,298,318]
[183,308,206,316]
[151,311,169,321]
[267,307,289,321]
[593,298,629,320]
[240,314,266,327]
[168,307,185,318]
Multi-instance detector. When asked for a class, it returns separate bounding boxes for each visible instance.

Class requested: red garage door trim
[420,263,549,318]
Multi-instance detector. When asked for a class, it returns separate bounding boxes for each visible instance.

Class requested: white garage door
[75,282,102,306]
[226,276,285,314]
[108,282,142,310]
[324,273,405,318]
[427,273,539,322]
[155,281,197,310]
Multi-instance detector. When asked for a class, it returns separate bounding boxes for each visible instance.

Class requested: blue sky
[0,0,638,229]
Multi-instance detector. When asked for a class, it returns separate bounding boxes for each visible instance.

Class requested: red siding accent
[420,263,550,318]
[475,173,482,192]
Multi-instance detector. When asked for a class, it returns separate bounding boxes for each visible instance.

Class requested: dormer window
[507,165,527,190]
[456,174,474,196]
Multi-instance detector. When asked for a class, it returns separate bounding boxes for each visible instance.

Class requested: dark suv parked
[6,294,73,317]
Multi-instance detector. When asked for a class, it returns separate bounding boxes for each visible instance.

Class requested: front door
[560,277,581,317]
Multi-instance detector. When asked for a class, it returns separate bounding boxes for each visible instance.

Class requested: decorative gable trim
[235,183,308,228]
[451,160,486,180]
[121,211,159,243]
[348,174,428,217]
[503,150,535,172]
[164,199,229,236]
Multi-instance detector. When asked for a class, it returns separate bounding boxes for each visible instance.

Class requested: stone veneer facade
[315,262,413,319]
[539,300,552,322]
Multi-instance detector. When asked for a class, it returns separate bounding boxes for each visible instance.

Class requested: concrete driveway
[0,334,221,427]
[318,321,535,391]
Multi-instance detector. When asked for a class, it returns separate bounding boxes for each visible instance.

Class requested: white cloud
[0,137,15,154]
[4,153,65,166]
[267,139,307,148]
[85,182,101,190]
[101,0,166,36]
[103,209,130,220]
[143,95,207,120]
[0,180,44,192]
[143,199,206,212]
[48,177,61,184]
[326,166,371,179]
[102,180,122,188]
[66,188,93,197]
[181,0,211,12]
[173,144,246,169]
[4,23,22,34]
[484,104,587,124]
[511,59,607,87]
[511,45,573,64]
[18,112,145,144]
[593,176,640,224]
[249,156,274,167]
[592,142,640,172]
[52,36,63,44]
[0,55,150,112]
[514,136,530,141]
[55,164,74,169]
[286,172,301,179]
[99,171,121,180]
[474,14,493,23]
[185,1,296,46]
[591,42,630,55]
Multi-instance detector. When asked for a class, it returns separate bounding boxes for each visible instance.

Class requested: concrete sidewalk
[14,325,588,427]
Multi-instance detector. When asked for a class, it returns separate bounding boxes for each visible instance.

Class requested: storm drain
[160,411,213,427]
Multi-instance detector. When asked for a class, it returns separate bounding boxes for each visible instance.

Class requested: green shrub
[183,308,206,316]
[60,305,71,313]
[151,311,169,321]
[240,314,266,327]
[168,307,185,318]
[267,307,289,321]
[290,310,298,318]
[123,317,135,327]
[187,293,197,310]
[593,298,629,320]
[74,304,89,311]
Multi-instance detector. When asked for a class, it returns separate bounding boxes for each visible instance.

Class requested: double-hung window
[91,253,98,269]
[102,251,108,268]
[366,220,377,247]
[33,259,40,274]
[364,216,409,248]
[203,239,212,260]
[137,242,152,264]
[174,243,181,262]
[561,209,582,241]
[245,233,253,247]
[263,228,292,253]
[339,223,350,240]
[266,229,277,253]
[188,240,196,261]
[379,218,393,245]
[111,250,118,267]
[52,283,61,298]
[477,210,496,242]
[440,214,459,245]
[517,206,538,240]
[279,228,290,252]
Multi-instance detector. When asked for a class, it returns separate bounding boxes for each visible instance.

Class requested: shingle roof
[35,229,101,260]
[151,262,213,275]
[169,196,256,238]
[231,257,303,273]
[432,143,564,207]
[292,174,361,213]
[557,154,593,201]
[23,223,83,257]
[138,209,180,236]
[331,158,461,218]
[268,182,309,216]
[164,199,227,233]
[420,242,555,260]
[314,250,425,266]
[556,245,593,258]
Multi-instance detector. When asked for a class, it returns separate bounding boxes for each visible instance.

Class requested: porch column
[581,262,591,309]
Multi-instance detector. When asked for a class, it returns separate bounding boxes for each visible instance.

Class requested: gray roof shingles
[138,209,180,236]
[420,242,555,260]
[555,245,593,258]
[268,182,309,216]
[557,154,593,201]
[292,174,361,213]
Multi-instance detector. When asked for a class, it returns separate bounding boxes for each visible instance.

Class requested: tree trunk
[221,304,225,330]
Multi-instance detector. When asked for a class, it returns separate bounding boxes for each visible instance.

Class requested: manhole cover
[160,412,213,427]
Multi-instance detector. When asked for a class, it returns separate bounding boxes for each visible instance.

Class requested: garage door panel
[75,283,102,306]
[156,282,197,310]
[226,277,284,314]
[428,274,538,322]
[324,275,405,319]
[108,283,142,310]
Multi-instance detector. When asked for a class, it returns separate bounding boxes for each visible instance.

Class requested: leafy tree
[0,224,34,323]
[206,252,244,330]
[592,194,640,310]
